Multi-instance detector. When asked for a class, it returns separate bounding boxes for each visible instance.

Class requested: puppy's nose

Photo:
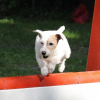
[42,51,46,55]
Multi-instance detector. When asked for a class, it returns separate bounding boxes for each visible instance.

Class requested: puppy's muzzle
[42,51,48,59]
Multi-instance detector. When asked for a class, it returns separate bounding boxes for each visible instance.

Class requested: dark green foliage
[0,0,94,20]
[0,0,17,15]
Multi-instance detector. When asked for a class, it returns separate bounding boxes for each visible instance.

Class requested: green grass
[0,18,92,77]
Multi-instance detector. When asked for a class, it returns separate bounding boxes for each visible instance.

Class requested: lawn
[0,18,92,77]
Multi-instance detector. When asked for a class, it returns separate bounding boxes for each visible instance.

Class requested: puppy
[33,26,71,76]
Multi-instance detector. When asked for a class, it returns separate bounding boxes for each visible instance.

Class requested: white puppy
[33,26,71,76]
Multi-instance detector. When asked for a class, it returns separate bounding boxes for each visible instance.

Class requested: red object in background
[72,4,89,24]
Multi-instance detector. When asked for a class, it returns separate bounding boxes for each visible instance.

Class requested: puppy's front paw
[48,64,55,74]
[41,67,49,76]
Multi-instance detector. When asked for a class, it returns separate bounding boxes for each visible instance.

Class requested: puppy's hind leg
[58,59,66,73]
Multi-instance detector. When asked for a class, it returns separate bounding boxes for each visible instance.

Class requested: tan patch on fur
[47,35,58,51]
[46,60,50,63]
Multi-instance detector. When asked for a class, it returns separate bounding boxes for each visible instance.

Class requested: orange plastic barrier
[87,0,100,71]
[40,71,100,86]
[0,71,100,90]
[42,72,78,86]
[0,75,42,90]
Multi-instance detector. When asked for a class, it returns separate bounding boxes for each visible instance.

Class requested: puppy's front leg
[48,56,62,73]
[36,57,49,76]
[41,67,48,76]
[48,62,56,74]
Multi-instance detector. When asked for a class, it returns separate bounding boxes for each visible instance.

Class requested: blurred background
[0,0,95,76]
[0,0,94,20]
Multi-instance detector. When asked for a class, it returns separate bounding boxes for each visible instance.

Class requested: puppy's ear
[33,29,42,38]
[57,26,65,33]
[55,34,62,43]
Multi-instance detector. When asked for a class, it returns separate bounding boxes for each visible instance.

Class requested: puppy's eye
[41,42,43,45]
[49,43,53,46]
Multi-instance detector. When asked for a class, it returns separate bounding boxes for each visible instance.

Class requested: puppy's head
[33,26,65,59]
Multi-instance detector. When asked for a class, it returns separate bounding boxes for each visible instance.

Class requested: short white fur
[33,26,71,76]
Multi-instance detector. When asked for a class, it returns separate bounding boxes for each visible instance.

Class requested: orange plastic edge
[0,71,100,90]
[0,78,7,89]
[42,72,78,86]
[75,71,100,83]
[0,75,42,90]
